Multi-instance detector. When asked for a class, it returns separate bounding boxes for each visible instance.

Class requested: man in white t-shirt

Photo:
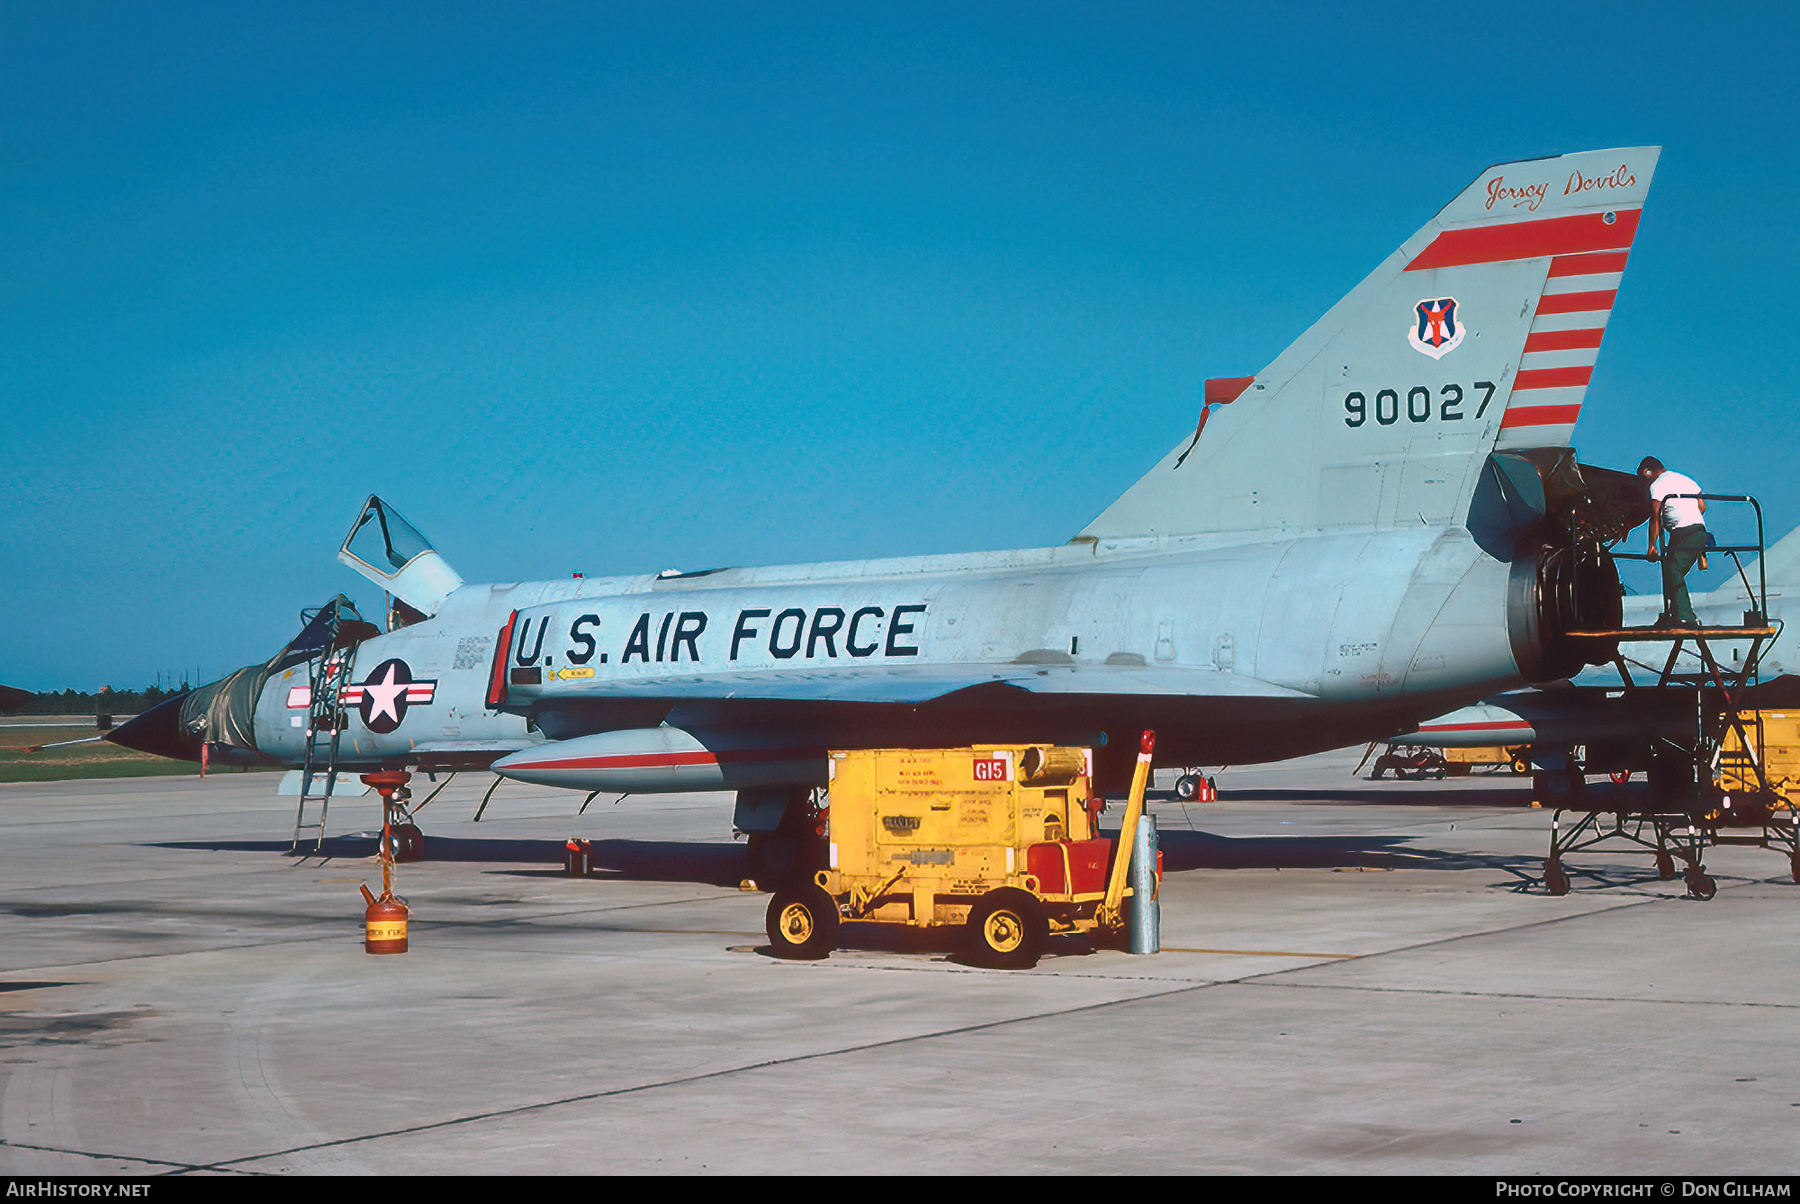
[1639,456,1707,627]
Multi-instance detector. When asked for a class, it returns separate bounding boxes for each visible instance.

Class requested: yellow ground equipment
[764,735,1161,969]
[1443,745,1532,775]
[1719,710,1800,799]
[1369,743,1529,779]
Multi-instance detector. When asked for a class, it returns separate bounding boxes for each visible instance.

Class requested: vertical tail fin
[1083,147,1660,540]
[1746,524,1800,596]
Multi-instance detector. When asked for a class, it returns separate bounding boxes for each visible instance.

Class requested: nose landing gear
[363,770,425,863]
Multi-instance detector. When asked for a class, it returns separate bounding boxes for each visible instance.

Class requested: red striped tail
[1406,193,1646,449]
[1494,249,1634,446]
[1082,147,1659,539]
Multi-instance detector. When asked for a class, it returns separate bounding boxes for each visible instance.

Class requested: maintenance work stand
[1542,491,1795,900]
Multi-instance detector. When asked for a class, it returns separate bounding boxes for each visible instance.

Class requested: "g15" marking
[973,758,1010,781]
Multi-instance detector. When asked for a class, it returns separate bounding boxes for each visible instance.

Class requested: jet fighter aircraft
[110,147,1661,860]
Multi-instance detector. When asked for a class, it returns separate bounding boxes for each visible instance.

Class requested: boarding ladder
[291,600,360,853]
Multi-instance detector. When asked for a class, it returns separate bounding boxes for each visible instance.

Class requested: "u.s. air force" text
[513,605,928,668]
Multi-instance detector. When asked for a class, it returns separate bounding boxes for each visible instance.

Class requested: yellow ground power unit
[764,737,1160,969]
[1443,745,1531,774]
[1719,711,1800,800]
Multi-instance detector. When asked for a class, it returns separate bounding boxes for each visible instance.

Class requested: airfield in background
[0,718,275,784]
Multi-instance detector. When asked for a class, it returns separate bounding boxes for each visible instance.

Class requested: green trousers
[1662,524,1707,624]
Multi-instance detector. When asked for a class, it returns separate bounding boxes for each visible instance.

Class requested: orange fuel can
[360,884,409,954]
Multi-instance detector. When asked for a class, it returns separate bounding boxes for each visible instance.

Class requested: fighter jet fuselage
[234,523,1540,789]
[110,146,1666,794]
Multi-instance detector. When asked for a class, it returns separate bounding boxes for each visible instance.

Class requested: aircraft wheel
[1174,774,1199,801]
[1685,867,1718,902]
[745,832,792,886]
[765,883,839,960]
[1534,769,1584,806]
[1543,858,1570,896]
[746,831,822,887]
[1647,743,1698,804]
[387,824,425,863]
[1655,850,1677,881]
[965,889,1048,970]
[1790,851,1800,886]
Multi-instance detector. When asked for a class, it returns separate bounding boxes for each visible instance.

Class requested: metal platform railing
[1535,489,1798,899]
[1606,492,1770,627]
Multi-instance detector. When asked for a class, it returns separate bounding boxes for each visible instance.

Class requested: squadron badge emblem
[1408,297,1464,359]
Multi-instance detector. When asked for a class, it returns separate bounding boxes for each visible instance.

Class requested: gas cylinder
[360,884,409,954]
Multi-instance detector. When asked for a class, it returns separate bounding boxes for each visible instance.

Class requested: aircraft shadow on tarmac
[1164,830,1688,894]
[1198,785,1536,807]
[151,826,1554,883]
[1155,828,1430,872]
[153,835,748,886]
[140,831,1739,917]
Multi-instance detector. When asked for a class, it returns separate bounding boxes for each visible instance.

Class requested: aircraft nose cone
[105,693,203,762]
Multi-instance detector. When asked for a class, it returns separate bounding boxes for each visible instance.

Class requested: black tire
[1533,769,1585,807]
[387,824,425,863]
[1174,774,1198,801]
[965,889,1048,969]
[1790,851,1800,886]
[765,883,839,960]
[745,832,797,886]
[1685,868,1717,902]
[1648,742,1698,804]
[746,803,827,887]
[1544,858,1570,896]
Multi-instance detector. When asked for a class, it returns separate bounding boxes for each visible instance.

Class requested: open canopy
[337,495,464,616]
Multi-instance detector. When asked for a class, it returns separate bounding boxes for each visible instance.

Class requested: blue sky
[4,2,1798,690]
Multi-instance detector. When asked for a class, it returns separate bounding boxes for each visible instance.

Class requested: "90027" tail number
[1344,381,1497,427]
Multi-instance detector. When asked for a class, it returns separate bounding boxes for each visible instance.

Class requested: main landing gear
[744,790,829,888]
[1173,769,1218,800]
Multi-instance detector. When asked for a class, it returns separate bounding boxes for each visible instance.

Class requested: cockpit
[338,495,465,624]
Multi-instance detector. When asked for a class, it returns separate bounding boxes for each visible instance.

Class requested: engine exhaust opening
[1493,449,1636,683]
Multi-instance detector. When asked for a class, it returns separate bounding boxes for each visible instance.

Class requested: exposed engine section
[1491,449,1641,684]
[1509,540,1624,683]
